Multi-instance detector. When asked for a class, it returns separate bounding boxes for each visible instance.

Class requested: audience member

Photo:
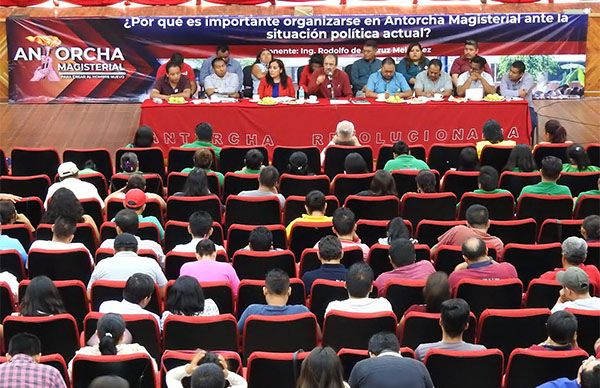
[17,275,67,316]
[127,125,154,148]
[415,298,485,361]
[286,151,311,176]
[166,350,247,388]
[182,148,224,187]
[238,166,285,208]
[286,190,332,237]
[89,376,130,388]
[118,152,140,174]
[204,57,240,98]
[150,61,192,100]
[576,179,600,208]
[258,59,296,98]
[397,42,430,88]
[298,53,324,91]
[537,356,600,388]
[529,310,578,351]
[543,119,568,144]
[344,153,369,174]
[302,235,348,295]
[365,57,412,99]
[456,56,495,98]
[99,273,160,326]
[307,54,353,99]
[330,207,370,258]
[518,156,572,199]
[414,58,452,97]
[431,204,504,259]
[326,262,393,315]
[0,200,34,232]
[374,238,435,294]
[0,333,66,388]
[348,332,434,388]
[297,346,349,388]
[160,276,219,329]
[456,147,480,172]
[405,271,451,314]
[45,162,104,209]
[244,226,278,251]
[155,53,197,95]
[378,217,416,245]
[236,149,264,174]
[0,214,28,264]
[181,122,222,158]
[105,173,166,211]
[351,40,381,97]
[475,119,516,157]
[174,169,212,197]
[552,267,600,313]
[450,39,492,86]
[581,215,600,242]
[122,188,164,239]
[172,211,224,253]
[563,144,600,173]
[29,216,93,265]
[251,48,273,95]
[448,237,518,293]
[237,269,309,332]
[499,60,537,130]
[198,45,243,91]
[503,144,537,172]
[320,120,361,163]
[384,141,429,171]
[180,239,240,297]
[474,166,510,195]
[356,170,397,197]
[415,170,437,193]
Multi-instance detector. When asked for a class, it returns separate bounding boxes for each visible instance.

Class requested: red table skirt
[139,98,531,155]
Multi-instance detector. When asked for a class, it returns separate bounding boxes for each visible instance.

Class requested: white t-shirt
[325,297,394,315]
[87,251,167,290]
[172,237,225,254]
[45,177,104,209]
[457,71,494,90]
[100,237,165,264]
[99,299,160,328]
[29,240,93,266]
[551,297,600,313]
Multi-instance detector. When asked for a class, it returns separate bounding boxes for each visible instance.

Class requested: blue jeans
[530,106,538,145]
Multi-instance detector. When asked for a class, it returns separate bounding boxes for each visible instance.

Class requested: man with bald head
[320,120,361,163]
[448,237,518,293]
[307,54,353,99]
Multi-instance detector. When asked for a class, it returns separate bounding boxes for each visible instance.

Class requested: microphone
[327,71,333,81]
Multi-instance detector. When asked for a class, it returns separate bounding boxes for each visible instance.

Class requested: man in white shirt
[88,233,167,294]
[171,211,225,253]
[552,267,600,313]
[99,209,165,263]
[45,162,104,209]
[456,56,496,98]
[330,207,370,259]
[204,57,240,99]
[325,262,393,315]
[29,216,93,265]
[99,272,161,327]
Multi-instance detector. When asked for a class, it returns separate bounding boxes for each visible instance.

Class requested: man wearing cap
[45,162,104,209]
[122,188,164,240]
[540,237,600,295]
[552,267,600,313]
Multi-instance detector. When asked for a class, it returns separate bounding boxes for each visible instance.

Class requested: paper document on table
[329,100,351,105]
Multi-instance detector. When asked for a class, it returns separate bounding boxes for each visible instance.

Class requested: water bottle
[298,87,305,102]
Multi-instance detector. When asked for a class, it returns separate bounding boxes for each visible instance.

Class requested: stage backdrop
[7,13,588,103]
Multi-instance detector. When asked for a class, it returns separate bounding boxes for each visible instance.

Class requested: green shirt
[576,189,600,206]
[181,167,224,186]
[383,154,429,172]
[79,168,98,175]
[139,214,164,240]
[562,164,600,173]
[473,188,511,195]
[180,140,222,158]
[235,168,261,174]
[518,181,572,200]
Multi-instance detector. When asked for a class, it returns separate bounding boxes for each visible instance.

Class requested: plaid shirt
[0,354,66,388]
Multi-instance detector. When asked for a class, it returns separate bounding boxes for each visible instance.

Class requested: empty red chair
[488,218,537,245]
[222,172,259,200]
[557,172,600,197]
[272,146,321,175]
[415,220,464,248]
[226,223,286,257]
[516,194,573,225]
[533,143,569,166]
[232,250,296,280]
[279,174,330,197]
[337,347,416,380]
[11,147,60,178]
[0,281,16,323]
[283,195,338,226]
[28,248,93,283]
[0,249,26,281]
[331,172,375,203]
[163,314,239,352]
[457,192,515,221]
[236,279,306,319]
[219,146,269,174]
[63,148,113,181]
[503,243,562,288]
[574,194,600,219]
[428,143,476,176]
[344,195,400,221]
[224,196,281,229]
[246,351,309,388]
[440,170,480,200]
[323,145,373,179]
[480,145,514,174]
[565,308,600,355]
[0,175,51,201]
[525,279,562,309]
[72,353,157,388]
[288,221,333,261]
[356,219,413,247]
[382,279,426,320]
[537,219,583,244]
[166,195,222,223]
[391,169,441,198]
[398,311,476,350]
[499,171,541,200]
[115,147,165,179]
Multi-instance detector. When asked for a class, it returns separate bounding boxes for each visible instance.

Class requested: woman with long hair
[161,276,219,329]
[251,48,273,95]
[18,275,66,316]
[258,59,296,98]
[298,53,324,91]
[181,148,224,186]
[297,346,349,388]
[396,42,429,88]
[563,144,600,173]
[503,144,537,172]
[378,217,417,245]
[174,169,212,197]
[127,125,154,148]
[543,120,568,143]
[404,271,451,315]
[357,170,397,196]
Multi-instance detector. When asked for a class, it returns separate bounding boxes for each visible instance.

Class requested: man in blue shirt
[499,60,538,138]
[365,57,412,99]
[350,40,382,97]
[302,235,347,296]
[237,268,309,333]
[198,45,243,92]
[537,355,600,387]
[0,214,28,264]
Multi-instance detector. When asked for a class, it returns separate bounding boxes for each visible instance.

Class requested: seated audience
[581,215,600,242]
[237,269,309,332]
[302,235,348,295]
[174,169,212,197]
[414,59,452,97]
[432,204,505,259]
[88,233,167,293]
[348,332,434,388]
[475,119,516,157]
[450,39,492,86]
[563,144,600,173]
[0,200,34,232]
[99,273,161,326]
[320,120,361,163]
[17,275,67,317]
[518,156,572,199]
[160,276,219,329]
[374,238,435,294]
[150,61,191,100]
[167,350,247,388]
[537,355,600,388]
[243,226,279,252]
[203,57,240,98]
[287,151,312,176]
[457,147,480,172]
[344,153,369,174]
[542,119,569,144]
[286,190,333,237]
[384,141,429,171]
[156,52,197,95]
[181,122,222,159]
[415,298,486,361]
[540,237,600,293]
[251,48,273,95]
[503,144,537,172]
[397,43,430,88]
[238,166,285,208]
[298,53,324,92]
[351,40,381,97]
[235,149,264,174]
[122,188,164,239]
[126,125,154,148]
[326,262,393,315]
[0,333,66,388]
[529,310,578,351]
[448,237,518,293]
[172,211,224,253]
[258,59,295,98]
[456,56,495,98]
[356,170,397,197]
[297,346,350,388]
[415,170,438,194]
[329,207,369,258]
[45,162,104,209]
[552,267,600,313]
[29,216,93,265]
[180,239,240,297]
[377,217,416,245]
[182,148,224,186]
[118,152,140,174]
[473,166,510,195]
[0,214,28,264]
[198,44,243,91]
[307,54,353,99]
[405,271,451,314]
[106,173,166,211]
[365,57,412,99]
[576,179,600,208]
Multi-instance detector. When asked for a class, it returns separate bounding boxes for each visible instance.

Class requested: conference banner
[7,13,588,103]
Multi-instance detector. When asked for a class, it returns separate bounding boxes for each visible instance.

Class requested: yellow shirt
[286,214,333,238]
[476,140,516,158]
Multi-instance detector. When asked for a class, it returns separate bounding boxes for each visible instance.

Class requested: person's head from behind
[416,170,437,193]
[97,313,126,355]
[166,275,206,316]
[335,120,355,143]
[386,217,411,243]
[124,188,146,212]
[562,236,587,267]
[114,209,139,235]
[89,376,130,388]
[193,148,215,170]
[392,141,409,157]
[287,151,309,175]
[45,188,84,224]
[461,237,488,263]
[332,207,356,238]
[195,239,217,260]
[317,235,343,263]
[263,269,290,302]
[123,273,154,307]
[458,147,479,171]
[504,144,536,172]
[132,125,154,148]
[466,204,490,230]
[482,119,504,143]
[195,122,214,142]
[544,119,567,143]
[344,153,368,174]
[183,169,211,197]
[120,152,139,174]
[0,200,17,225]
[367,332,400,357]
[440,298,471,338]
[297,346,345,388]
[189,211,213,239]
[557,266,591,300]
[478,166,500,191]
[540,156,563,182]
[567,144,591,171]
[51,216,76,243]
[114,233,138,254]
[582,215,600,241]
[7,333,41,361]
[20,275,66,316]
[346,262,374,298]
[258,166,279,189]
[579,357,600,388]
[248,226,273,251]
[191,363,225,388]
[124,173,146,193]
[546,310,577,346]
[244,149,264,170]
[370,170,397,196]
[389,238,416,268]
[424,271,451,313]
[305,190,327,214]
